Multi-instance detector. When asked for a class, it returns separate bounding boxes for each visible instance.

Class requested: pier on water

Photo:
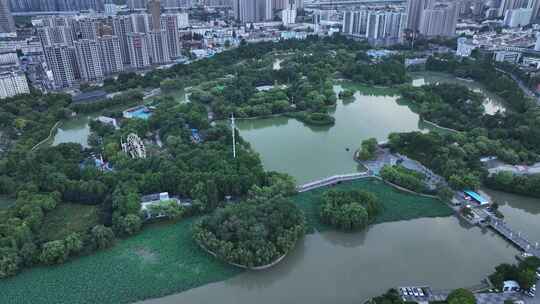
[487,215,540,258]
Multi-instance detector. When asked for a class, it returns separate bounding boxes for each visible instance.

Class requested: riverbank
[0,179,453,304]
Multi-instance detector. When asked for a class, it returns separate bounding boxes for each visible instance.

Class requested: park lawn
[0,217,240,304]
[38,203,100,242]
[339,81,400,96]
[292,178,453,232]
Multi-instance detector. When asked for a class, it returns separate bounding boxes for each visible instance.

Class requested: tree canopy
[319,189,381,231]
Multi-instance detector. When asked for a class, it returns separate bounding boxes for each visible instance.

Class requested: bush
[358,138,378,161]
[446,288,476,304]
[64,233,83,255]
[115,214,143,236]
[39,240,68,265]
[380,165,428,193]
[0,247,20,278]
[91,225,115,250]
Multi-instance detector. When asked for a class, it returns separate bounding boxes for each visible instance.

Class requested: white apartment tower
[127,32,151,68]
[149,30,170,64]
[419,3,458,37]
[0,0,15,34]
[161,14,183,59]
[112,15,134,65]
[0,71,29,98]
[44,44,77,88]
[98,35,124,75]
[343,9,406,44]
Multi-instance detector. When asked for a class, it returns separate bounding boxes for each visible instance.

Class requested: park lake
[17,72,539,304]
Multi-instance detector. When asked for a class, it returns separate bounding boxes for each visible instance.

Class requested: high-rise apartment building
[405,0,433,31]
[499,0,529,17]
[343,9,406,45]
[78,19,99,40]
[504,7,533,26]
[127,32,151,68]
[419,3,458,37]
[98,35,124,75]
[112,15,134,65]
[163,0,193,8]
[149,0,161,31]
[127,0,147,10]
[148,30,170,64]
[0,71,29,98]
[0,0,15,35]
[131,13,150,33]
[9,0,104,12]
[234,0,273,23]
[162,14,183,59]
[74,39,103,82]
[37,26,75,46]
[44,44,77,89]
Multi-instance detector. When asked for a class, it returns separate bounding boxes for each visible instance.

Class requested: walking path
[296,172,371,193]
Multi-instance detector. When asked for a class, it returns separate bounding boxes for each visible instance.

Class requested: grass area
[339,81,400,96]
[0,218,241,304]
[38,203,100,242]
[0,179,452,304]
[292,178,453,232]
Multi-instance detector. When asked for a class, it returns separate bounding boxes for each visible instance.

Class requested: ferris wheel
[121,133,147,159]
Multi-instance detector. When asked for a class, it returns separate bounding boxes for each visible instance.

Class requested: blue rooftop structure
[464,190,489,205]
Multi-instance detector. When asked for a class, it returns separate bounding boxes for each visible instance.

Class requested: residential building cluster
[35,2,190,88]
[342,7,407,46]
[406,0,458,37]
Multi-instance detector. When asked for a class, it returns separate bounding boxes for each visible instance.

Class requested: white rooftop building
[456,37,477,57]
[0,71,30,99]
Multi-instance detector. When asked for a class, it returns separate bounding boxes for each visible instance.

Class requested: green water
[237,87,430,184]
[44,77,540,304]
[411,71,506,115]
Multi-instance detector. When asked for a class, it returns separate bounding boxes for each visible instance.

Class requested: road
[495,68,540,106]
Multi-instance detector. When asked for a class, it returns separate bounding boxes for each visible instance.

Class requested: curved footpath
[31,121,62,151]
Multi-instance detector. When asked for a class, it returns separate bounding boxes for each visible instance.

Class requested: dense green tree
[115,214,142,236]
[0,247,20,278]
[39,240,68,265]
[193,193,306,267]
[64,233,83,255]
[91,225,115,250]
[319,189,380,231]
[446,288,476,304]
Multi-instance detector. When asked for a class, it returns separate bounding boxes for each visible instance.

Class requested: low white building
[522,57,540,69]
[0,71,30,99]
[456,37,476,57]
[140,192,188,220]
[493,50,521,64]
[282,8,297,26]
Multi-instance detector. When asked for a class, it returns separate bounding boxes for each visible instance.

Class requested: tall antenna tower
[230,113,236,159]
